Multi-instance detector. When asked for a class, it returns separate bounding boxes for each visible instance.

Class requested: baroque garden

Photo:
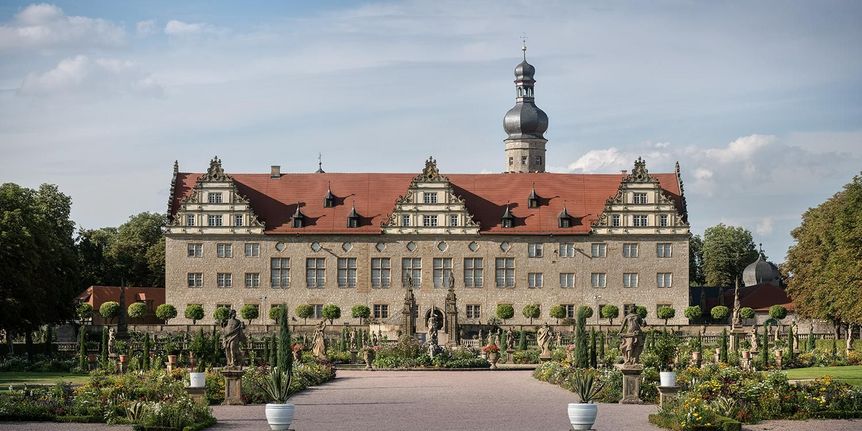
[2,50,862,431]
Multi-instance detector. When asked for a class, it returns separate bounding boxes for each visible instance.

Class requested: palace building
[163,50,691,329]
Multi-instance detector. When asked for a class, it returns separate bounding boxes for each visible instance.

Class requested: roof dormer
[501,205,515,228]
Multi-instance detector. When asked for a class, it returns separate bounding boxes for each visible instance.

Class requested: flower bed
[241,362,336,404]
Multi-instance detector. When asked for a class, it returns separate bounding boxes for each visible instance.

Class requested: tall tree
[108,212,166,287]
[785,173,862,328]
[702,224,759,286]
[0,183,78,332]
[76,227,119,287]
[689,233,705,286]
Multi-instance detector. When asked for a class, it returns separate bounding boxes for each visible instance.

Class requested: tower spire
[503,43,548,173]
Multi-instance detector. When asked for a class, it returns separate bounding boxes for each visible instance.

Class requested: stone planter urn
[488,352,499,369]
[691,351,701,364]
[567,402,598,430]
[659,371,677,388]
[265,402,295,431]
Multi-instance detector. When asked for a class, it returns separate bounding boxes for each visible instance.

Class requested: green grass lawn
[784,365,862,387]
[0,371,90,388]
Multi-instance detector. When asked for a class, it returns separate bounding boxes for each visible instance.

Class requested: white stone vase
[265,403,295,431]
[189,372,206,388]
[659,371,677,388]
[567,402,597,431]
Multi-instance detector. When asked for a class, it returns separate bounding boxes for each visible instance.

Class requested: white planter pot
[189,372,206,388]
[660,371,677,388]
[265,403,295,431]
[567,402,597,431]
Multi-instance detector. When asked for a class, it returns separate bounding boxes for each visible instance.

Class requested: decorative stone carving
[221,309,246,369]
[537,323,552,359]
[312,321,327,361]
[619,311,646,365]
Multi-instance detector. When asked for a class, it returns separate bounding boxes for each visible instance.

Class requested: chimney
[271,165,281,178]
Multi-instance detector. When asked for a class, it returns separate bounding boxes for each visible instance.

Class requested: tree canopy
[689,234,706,286]
[522,303,540,324]
[785,173,862,326]
[702,224,759,286]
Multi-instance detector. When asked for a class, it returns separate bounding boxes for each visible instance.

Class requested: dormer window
[558,206,572,228]
[347,205,360,228]
[324,185,335,208]
[501,205,514,228]
[292,204,306,228]
[528,184,540,208]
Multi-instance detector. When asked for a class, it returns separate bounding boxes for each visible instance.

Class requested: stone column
[615,364,644,404]
[221,369,246,405]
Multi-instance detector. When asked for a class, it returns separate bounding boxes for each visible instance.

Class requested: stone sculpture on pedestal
[616,310,646,404]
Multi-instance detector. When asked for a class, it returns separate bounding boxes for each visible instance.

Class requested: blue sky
[1,1,861,262]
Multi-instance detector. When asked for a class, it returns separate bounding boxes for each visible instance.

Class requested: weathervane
[520,33,528,59]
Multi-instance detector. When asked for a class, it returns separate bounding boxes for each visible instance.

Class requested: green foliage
[127,302,147,319]
[785,173,862,326]
[351,304,371,323]
[155,304,177,323]
[322,304,341,323]
[601,304,619,324]
[259,368,293,403]
[213,306,231,323]
[277,306,292,373]
[635,306,648,319]
[295,304,314,323]
[77,328,87,370]
[711,305,730,321]
[689,233,706,286]
[579,305,594,319]
[719,329,729,363]
[241,362,336,404]
[657,306,676,325]
[522,303,541,324]
[99,301,120,323]
[549,304,566,323]
[496,303,514,322]
[100,327,108,363]
[76,303,94,323]
[768,305,788,321]
[739,307,755,319]
[240,304,259,324]
[589,329,598,368]
[269,304,285,322]
[761,324,769,367]
[184,304,204,324]
[518,330,527,351]
[702,223,759,286]
[575,306,589,368]
[651,331,681,371]
[142,334,151,370]
[570,368,606,403]
[684,305,702,321]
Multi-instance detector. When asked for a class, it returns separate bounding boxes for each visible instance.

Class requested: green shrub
[240,304,260,324]
[155,304,177,323]
[128,302,147,319]
[522,303,541,324]
[601,304,620,324]
[99,301,120,323]
[184,304,204,324]
[213,306,230,323]
[683,305,702,322]
[322,304,341,324]
[711,305,730,321]
[496,304,515,323]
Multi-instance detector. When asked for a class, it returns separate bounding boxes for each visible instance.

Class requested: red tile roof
[170,172,683,235]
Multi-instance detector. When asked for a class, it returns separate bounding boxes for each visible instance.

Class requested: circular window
[437,241,448,252]
[310,242,322,252]
[500,241,511,252]
[375,242,386,252]
[406,241,417,252]
[342,242,353,252]
[275,242,286,252]
[468,241,479,252]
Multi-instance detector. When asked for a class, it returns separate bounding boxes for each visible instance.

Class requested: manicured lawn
[784,365,862,387]
[0,371,90,388]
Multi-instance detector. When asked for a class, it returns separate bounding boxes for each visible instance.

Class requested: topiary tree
[127,302,147,319]
[351,305,371,324]
[213,306,231,324]
[684,305,702,322]
[277,306,292,373]
[579,305,594,320]
[719,328,728,363]
[322,304,341,324]
[99,301,120,324]
[268,304,285,323]
[76,303,94,324]
[635,305,648,320]
[518,329,527,350]
[184,304,204,325]
[760,323,769,367]
[549,305,566,324]
[657,306,676,327]
[142,333,151,370]
[575,306,589,368]
[100,326,108,363]
[296,304,314,324]
[240,304,259,325]
[589,328,597,368]
[711,305,730,322]
[522,303,541,324]
[156,304,177,324]
[601,304,619,325]
[768,305,788,321]
[496,304,514,324]
[739,307,755,320]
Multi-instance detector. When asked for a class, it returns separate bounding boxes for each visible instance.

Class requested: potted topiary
[482,343,500,369]
[654,331,679,387]
[568,368,605,430]
[188,329,207,388]
[261,368,294,431]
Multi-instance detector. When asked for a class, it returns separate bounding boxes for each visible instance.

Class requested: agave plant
[570,369,605,403]
[260,367,294,404]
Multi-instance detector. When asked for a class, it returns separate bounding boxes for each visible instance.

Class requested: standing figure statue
[750,324,759,352]
[555,330,562,348]
[427,312,439,347]
[107,327,117,357]
[221,309,247,369]
[618,310,646,365]
[506,328,515,351]
[371,332,379,346]
[792,320,800,352]
[477,329,484,345]
[311,321,327,361]
[349,329,357,351]
[537,323,552,357]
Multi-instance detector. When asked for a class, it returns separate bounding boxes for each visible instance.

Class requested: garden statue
[618,311,645,365]
[402,275,416,336]
[848,324,855,352]
[506,328,515,351]
[371,332,378,346]
[427,312,441,357]
[791,320,800,350]
[445,276,460,345]
[731,279,742,330]
[477,329,483,346]
[555,330,562,348]
[222,309,247,369]
[312,321,327,360]
[107,327,117,357]
[808,321,814,335]
[349,329,357,350]
[537,323,552,357]
[750,324,759,352]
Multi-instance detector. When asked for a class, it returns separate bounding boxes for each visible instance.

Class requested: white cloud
[704,134,775,163]
[693,168,713,181]
[756,217,774,235]
[0,3,125,50]
[18,55,162,97]
[136,20,156,36]
[568,148,631,173]
[164,20,215,36]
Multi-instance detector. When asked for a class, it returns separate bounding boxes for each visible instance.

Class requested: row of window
[508,156,543,166]
[186,214,246,227]
[608,214,672,228]
[187,257,674,289]
[188,242,674,259]
[400,214,460,227]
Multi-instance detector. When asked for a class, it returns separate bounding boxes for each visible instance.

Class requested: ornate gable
[591,157,689,235]
[382,157,480,235]
[167,156,265,235]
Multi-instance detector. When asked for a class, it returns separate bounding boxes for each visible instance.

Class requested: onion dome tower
[503,42,548,173]
[743,245,780,286]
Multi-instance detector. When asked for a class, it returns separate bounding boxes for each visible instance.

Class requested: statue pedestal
[657,385,680,408]
[349,350,357,364]
[506,348,514,364]
[220,369,245,405]
[615,364,644,404]
[539,348,552,362]
[186,387,207,405]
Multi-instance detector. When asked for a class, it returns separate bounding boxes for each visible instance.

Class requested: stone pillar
[657,385,680,408]
[615,364,644,404]
[221,369,246,405]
